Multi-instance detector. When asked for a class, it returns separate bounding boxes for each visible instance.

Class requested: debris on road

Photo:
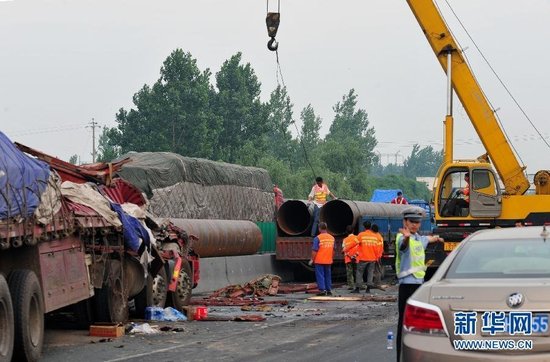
[308,295,397,302]
[240,305,273,312]
[277,283,318,294]
[145,306,188,321]
[89,324,125,338]
[199,314,267,322]
[209,274,281,298]
[128,323,161,335]
[191,297,289,307]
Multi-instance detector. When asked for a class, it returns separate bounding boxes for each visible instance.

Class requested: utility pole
[87,118,99,163]
[395,150,401,165]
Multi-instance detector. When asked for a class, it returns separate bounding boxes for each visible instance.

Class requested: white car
[402,226,550,361]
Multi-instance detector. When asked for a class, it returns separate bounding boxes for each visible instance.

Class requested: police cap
[403,207,425,221]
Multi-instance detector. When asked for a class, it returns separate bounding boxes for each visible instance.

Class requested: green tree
[403,144,443,177]
[97,127,121,162]
[367,174,431,201]
[324,89,378,174]
[107,49,219,158]
[292,104,322,172]
[68,154,78,165]
[300,104,321,150]
[265,86,295,163]
[213,52,267,163]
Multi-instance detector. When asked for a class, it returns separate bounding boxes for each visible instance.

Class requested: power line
[8,123,87,137]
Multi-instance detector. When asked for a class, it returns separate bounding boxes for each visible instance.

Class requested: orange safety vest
[375,232,384,260]
[342,234,359,264]
[357,230,379,262]
[314,232,335,264]
[463,185,470,203]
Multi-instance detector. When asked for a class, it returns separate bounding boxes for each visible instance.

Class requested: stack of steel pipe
[169,219,262,257]
[276,200,313,236]
[320,200,424,236]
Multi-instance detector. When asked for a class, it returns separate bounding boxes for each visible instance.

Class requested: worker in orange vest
[309,222,335,296]
[342,225,360,290]
[371,223,385,288]
[352,221,379,293]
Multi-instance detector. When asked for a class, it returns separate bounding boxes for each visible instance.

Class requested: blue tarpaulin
[370,189,402,203]
[0,132,50,219]
[110,203,151,252]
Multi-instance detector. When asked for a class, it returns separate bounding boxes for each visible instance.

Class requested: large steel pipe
[276,200,313,236]
[169,219,262,257]
[320,200,422,236]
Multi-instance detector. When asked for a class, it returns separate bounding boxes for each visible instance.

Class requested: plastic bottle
[386,330,394,350]
[145,306,165,321]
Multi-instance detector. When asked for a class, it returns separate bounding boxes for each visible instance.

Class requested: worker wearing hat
[395,207,443,362]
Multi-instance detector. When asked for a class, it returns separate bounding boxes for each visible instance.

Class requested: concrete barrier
[193,253,293,293]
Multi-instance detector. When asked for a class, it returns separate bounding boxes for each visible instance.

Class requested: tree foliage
[403,144,443,178]
[68,154,78,165]
[213,52,266,164]
[107,49,218,158]
[102,49,433,201]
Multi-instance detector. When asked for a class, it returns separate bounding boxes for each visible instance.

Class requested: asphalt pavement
[43,285,399,362]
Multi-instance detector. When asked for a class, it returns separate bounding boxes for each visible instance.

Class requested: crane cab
[434,162,502,221]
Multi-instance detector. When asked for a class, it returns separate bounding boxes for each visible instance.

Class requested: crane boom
[406,0,530,195]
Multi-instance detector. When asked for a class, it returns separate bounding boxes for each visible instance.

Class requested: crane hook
[266,0,280,52]
[267,37,279,51]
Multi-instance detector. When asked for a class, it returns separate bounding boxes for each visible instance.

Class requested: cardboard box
[181,306,197,320]
[89,323,125,338]
[182,306,207,320]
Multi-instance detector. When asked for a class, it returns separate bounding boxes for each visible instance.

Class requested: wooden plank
[308,295,396,302]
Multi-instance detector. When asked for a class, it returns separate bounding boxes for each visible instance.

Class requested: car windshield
[445,239,550,279]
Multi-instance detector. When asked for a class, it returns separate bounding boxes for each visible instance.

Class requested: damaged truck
[0,132,198,362]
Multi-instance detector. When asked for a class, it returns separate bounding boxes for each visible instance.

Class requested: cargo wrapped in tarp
[370,189,402,203]
[115,152,275,222]
[0,131,50,219]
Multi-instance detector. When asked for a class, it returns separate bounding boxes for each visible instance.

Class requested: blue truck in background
[364,190,435,274]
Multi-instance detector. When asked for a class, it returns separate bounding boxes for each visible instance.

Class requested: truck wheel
[151,266,168,308]
[9,270,44,362]
[0,274,14,362]
[94,260,128,323]
[170,260,192,310]
[132,267,168,318]
[72,299,94,330]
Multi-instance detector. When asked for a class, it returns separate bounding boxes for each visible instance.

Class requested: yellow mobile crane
[405,0,550,260]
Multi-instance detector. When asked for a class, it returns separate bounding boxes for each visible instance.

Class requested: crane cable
[441,0,550,153]
[433,0,525,168]
[266,0,317,179]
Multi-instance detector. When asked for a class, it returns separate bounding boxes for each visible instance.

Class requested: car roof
[465,225,550,242]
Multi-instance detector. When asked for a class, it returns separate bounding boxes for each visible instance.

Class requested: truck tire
[72,298,94,330]
[0,274,14,362]
[132,267,168,318]
[93,259,128,323]
[151,266,168,308]
[8,270,44,362]
[133,276,153,319]
[170,260,192,310]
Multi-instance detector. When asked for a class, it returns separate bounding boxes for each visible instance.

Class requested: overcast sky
[1,0,549,174]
